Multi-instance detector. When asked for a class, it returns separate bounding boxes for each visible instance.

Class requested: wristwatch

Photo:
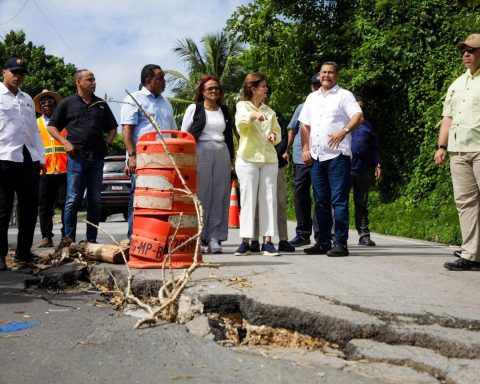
[343,127,350,134]
[435,145,447,151]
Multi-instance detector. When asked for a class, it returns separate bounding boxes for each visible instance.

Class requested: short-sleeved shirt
[287,102,304,165]
[298,85,362,161]
[120,87,176,146]
[49,93,117,158]
[0,82,45,163]
[442,68,480,152]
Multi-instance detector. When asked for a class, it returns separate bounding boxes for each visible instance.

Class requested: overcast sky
[0,0,250,119]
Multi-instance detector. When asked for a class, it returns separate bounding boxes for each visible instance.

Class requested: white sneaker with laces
[209,238,222,254]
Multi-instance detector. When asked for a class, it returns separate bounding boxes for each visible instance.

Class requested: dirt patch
[208,312,339,351]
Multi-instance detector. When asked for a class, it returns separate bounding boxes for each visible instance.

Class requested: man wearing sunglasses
[435,34,480,271]
[0,58,46,270]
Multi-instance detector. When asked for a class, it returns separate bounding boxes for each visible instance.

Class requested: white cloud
[0,0,250,119]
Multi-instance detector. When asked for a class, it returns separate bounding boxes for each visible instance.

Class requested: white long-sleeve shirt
[0,83,45,163]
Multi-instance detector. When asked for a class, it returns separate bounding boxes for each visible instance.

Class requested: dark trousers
[351,167,374,239]
[311,155,351,246]
[39,173,67,239]
[293,163,319,239]
[0,147,40,259]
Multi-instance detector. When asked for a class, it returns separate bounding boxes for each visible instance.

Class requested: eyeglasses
[461,47,479,55]
[205,86,220,92]
[39,99,55,107]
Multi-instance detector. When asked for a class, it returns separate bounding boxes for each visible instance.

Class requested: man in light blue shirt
[120,64,177,239]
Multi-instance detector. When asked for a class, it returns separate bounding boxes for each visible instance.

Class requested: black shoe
[358,236,376,246]
[250,240,260,253]
[327,244,349,257]
[0,257,7,271]
[304,243,331,255]
[14,252,40,263]
[288,234,311,247]
[278,240,295,252]
[453,250,462,258]
[444,257,480,271]
[235,241,251,256]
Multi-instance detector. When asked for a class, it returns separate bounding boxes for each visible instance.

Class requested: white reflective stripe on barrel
[137,152,196,168]
[168,215,198,228]
[133,195,173,210]
[136,174,173,190]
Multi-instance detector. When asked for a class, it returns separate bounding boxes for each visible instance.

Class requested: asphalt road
[1,215,382,384]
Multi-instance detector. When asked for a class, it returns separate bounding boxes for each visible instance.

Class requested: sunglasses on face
[461,47,479,55]
[205,86,220,92]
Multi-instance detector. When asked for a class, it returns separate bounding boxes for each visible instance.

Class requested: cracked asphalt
[2,215,480,383]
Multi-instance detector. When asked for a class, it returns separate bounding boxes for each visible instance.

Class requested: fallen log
[69,242,129,264]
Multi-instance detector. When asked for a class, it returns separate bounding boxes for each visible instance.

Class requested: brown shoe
[38,237,54,248]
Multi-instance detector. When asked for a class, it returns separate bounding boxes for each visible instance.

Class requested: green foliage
[225,0,480,243]
[166,32,244,122]
[108,134,126,156]
[358,191,461,245]
[0,30,76,98]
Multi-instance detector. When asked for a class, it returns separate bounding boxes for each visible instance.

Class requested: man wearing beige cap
[434,34,480,271]
[33,89,66,248]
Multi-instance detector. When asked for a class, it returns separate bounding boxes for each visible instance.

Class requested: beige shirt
[235,100,281,163]
[443,68,480,152]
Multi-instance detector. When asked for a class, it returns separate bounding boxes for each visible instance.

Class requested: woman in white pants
[235,72,281,256]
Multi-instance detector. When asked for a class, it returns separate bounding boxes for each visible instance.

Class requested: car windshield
[104,161,125,173]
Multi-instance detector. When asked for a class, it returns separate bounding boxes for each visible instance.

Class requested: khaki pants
[450,152,480,261]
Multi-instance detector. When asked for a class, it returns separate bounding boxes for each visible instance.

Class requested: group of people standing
[3,32,476,272]
[0,59,117,271]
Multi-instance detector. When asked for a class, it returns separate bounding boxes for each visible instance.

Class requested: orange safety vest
[37,117,67,174]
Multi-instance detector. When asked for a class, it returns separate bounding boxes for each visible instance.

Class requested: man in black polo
[48,69,117,243]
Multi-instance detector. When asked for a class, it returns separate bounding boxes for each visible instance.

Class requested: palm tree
[166,31,244,122]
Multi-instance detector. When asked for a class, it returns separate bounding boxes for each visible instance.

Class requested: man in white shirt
[120,64,176,239]
[0,57,46,270]
[299,62,363,257]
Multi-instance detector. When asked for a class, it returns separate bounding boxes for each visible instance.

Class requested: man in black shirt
[48,69,117,243]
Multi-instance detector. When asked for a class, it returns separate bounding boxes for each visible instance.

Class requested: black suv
[101,156,130,221]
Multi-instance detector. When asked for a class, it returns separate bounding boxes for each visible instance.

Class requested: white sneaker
[209,238,222,254]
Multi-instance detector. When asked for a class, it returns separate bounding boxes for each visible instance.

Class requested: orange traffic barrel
[128,130,200,269]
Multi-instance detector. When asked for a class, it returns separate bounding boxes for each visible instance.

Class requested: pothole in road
[207,312,341,352]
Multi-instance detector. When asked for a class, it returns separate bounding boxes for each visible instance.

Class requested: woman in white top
[181,75,234,254]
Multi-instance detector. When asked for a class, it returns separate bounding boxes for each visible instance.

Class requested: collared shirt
[120,87,177,145]
[298,85,362,161]
[49,93,118,158]
[0,82,45,163]
[287,102,305,164]
[235,100,281,163]
[443,68,480,152]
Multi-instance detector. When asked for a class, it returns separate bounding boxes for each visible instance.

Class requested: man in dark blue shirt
[351,97,381,246]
